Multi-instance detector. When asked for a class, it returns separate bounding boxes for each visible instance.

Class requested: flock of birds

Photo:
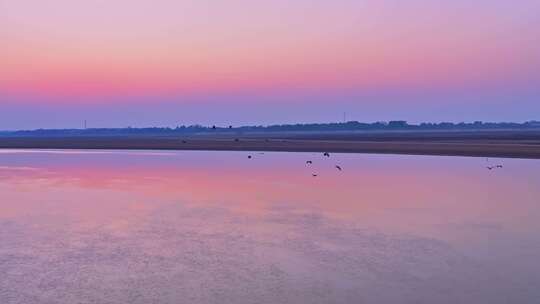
[485,158,504,171]
[486,164,503,170]
[181,137,504,175]
[247,151,504,175]
[180,136,344,177]
[247,150,343,177]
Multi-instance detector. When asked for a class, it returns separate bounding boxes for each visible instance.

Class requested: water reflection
[1,150,539,303]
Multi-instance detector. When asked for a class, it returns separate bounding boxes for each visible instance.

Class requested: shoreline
[1,136,540,159]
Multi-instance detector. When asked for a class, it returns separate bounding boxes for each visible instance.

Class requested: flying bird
[306,161,313,164]
[496,165,503,168]
[312,174,318,177]
[335,165,342,171]
[323,152,330,157]
[486,166,494,170]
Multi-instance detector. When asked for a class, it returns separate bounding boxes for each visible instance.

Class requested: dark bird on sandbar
[229,125,233,129]
[335,165,342,171]
[212,125,216,130]
[323,152,330,157]
[248,155,252,159]
[306,160,313,164]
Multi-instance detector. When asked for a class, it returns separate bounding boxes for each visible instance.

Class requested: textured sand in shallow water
[1,151,539,303]
[0,204,524,304]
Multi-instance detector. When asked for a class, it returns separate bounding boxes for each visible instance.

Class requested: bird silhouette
[335,165,342,171]
[312,174,318,177]
[486,166,494,170]
[306,161,313,164]
[212,125,216,130]
[248,155,252,159]
[323,152,330,157]
[496,165,503,168]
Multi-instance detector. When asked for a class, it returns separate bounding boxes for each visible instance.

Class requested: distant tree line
[1,120,539,137]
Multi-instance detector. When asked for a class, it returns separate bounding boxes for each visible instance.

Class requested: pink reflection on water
[1,150,540,303]
[1,150,538,231]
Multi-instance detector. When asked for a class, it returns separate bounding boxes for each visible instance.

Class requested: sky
[1,0,539,130]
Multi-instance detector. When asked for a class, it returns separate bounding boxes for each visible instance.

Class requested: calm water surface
[1,150,539,303]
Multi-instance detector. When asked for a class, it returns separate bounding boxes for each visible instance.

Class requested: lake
[1,149,539,303]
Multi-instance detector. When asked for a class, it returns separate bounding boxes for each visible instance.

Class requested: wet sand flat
[1,133,540,159]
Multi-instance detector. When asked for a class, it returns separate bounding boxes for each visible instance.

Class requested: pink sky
[1,0,539,129]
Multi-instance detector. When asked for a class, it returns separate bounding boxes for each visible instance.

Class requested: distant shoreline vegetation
[1,121,540,137]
